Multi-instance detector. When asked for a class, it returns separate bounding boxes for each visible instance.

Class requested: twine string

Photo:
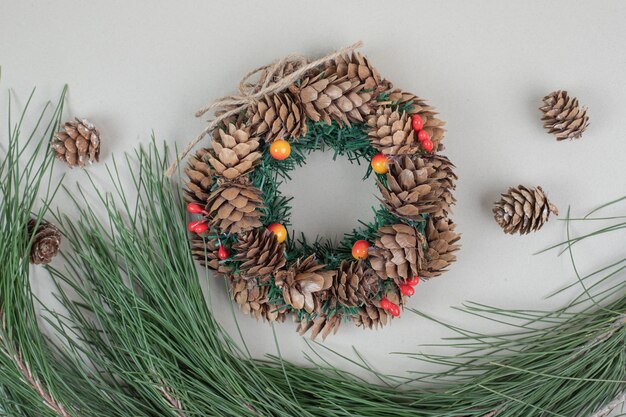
[164,41,364,177]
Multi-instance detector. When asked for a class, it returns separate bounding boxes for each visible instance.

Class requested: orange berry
[269,139,291,160]
[371,153,389,174]
[267,223,287,243]
[351,240,370,260]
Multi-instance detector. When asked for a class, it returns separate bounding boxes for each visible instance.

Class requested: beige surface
[1,0,625,398]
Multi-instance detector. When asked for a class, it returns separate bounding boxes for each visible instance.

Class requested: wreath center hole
[280,150,379,244]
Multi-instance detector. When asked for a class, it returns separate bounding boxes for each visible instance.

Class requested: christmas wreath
[179,43,460,339]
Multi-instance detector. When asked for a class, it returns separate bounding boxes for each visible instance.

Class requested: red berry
[388,304,401,317]
[406,275,420,286]
[411,114,423,131]
[417,129,430,142]
[422,139,434,152]
[217,245,229,260]
[187,203,204,214]
[351,240,370,260]
[380,297,392,310]
[193,222,209,234]
[188,221,202,232]
[399,284,415,296]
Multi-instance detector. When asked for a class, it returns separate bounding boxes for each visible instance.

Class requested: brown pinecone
[369,224,425,284]
[540,90,589,140]
[207,123,262,180]
[189,234,232,274]
[297,313,342,340]
[50,118,101,168]
[247,93,307,141]
[378,155,453,221]
[289,73,373,126]
[205,177,264,234]
[27,219,61,265]
[367,107,420,155]
[324,52,391,94]
[429,155,458,215]
[184,147,215,205]
[230,277,286,322]
[233,228,286,280]
[421,217,461,278]
[493,185,558,235]
[386,90,446,151]
[352,288,402,330]
[274,255,335,313]
[327,261,378,308]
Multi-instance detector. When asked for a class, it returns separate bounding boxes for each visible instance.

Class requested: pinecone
[324,52,391,94]
[493,185,558,235]
[540,90,589,140]
[207,123,262,180]
[189,234,232,274]
[352,288,402,330]
[429,155,458,215]
[386,90,446,151]
[50,118,101,168]
[205,177,264,234]
[297,313,342,340]
[369,224,425,284]
[247,93,307,141]
[367,107,420,155]
[328,261,378,308]
[274,255,335,313]
[378,155,452,221]
[421,218,461,278]
[184,147,215,205]
[27,219,61,265]
[230,277,286,322]
[233,228,286,280]
[289,73,373,126]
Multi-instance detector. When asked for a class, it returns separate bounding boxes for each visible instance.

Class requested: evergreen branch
[589,388,626,417]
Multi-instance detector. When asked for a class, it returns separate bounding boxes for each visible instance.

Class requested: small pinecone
[230,277,286,322]
[493,185,559,235]
[27,219,61,265]
[184,147,215,205]
[274,255,335,313]
[297,313,342,340]
[386,90,446,151]
[205,177,264,234]
[247,93,307,141]
[233,228,286,280]
[369,224,424,283]
[289,73,373,126]
[328,261,378,308]
[540,90,589,140]
[378,155,452,221]
[352,289,402,330]
[367,107,420,155]
[189,234,232,274]
[208,123,262,180]
[50,118,101,168]
[421,218,461,278]
[429,155,458,215]
[324,52,391,94]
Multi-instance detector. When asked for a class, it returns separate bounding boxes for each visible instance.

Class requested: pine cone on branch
[274,255,334,314]
[289,73,373,126]
[205,178,264,235]
[386,90,446,151]
[540,90,589,140]
[324,52,391,94]
[189,235,232,274]
[184,147,215,205]
[208,123,262,180]
[493,185,558,235]
[421,218,461,278]
[27,219,61,265]
[378,155,451,221]
[233,228,286,280]
[367,107,420,155]
[247,93,307,141]
[369,224,424,284]
[230,277,285,322]
[50,118,101,168]
[297,313,342,340]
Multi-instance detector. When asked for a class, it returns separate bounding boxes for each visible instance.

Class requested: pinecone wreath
[493,185,559,235]
[27,218,61,265]
[51,118,101,168]
[540,90,589,140]
[182,43,460,340]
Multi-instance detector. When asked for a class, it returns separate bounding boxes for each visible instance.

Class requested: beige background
[2,0,625,404]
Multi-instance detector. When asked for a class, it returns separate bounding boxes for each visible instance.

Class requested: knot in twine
[165,41,364,177]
